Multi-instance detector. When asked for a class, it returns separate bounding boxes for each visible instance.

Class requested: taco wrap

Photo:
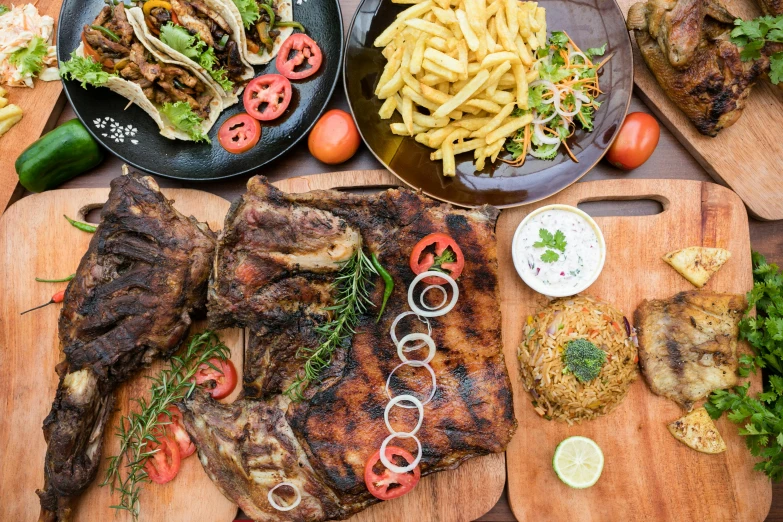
[224,0,295,65]
[60,4,223,142]
[128,0,254,106]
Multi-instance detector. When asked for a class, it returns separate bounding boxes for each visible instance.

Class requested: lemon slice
[552,436,604,488]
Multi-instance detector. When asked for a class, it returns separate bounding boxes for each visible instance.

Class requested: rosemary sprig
[285,247,378,400]
[102,330,230,518]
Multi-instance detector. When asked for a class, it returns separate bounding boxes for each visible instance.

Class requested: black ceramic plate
[344,0,633,207]
[58,0,343,181]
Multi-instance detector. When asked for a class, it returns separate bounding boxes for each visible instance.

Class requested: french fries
[0,88,22,138]
[374,0,546,175]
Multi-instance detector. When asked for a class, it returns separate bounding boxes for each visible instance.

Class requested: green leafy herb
[234,0,260,28]
[705,252,783,480]
[0,5,10,15]
[548,31,569,49]
[533,228,567,263]
[59,51,114,88]
[159,23,233,91]
[731,15,783,84]
[430,248,456,274]
[585,43,607,59]
[160,101,209,143]
[540,250,560,263]
[9,36,47,77]
[285,247,378,400]
[506,138,524,159]
[563,338,606,382]
[103,331,231,518]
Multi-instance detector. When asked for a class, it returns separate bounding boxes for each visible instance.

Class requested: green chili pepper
[91,25,120,42]
[218,33,229,47]
[64,214,97,233]
[259,3,275,28]
[371,253,393,323]
[274,20,306,32]
[35,274,75,283]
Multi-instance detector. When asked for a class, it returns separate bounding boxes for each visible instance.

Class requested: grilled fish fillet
[634,291,745,410]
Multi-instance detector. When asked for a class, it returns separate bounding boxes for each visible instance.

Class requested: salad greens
[234,0,261,29]
[59,51,115,88]
[731,15,783,84]
[159,23,233,92]
[9,36,48,77]
[160,101,209,143]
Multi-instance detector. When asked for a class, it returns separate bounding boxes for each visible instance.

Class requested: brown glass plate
[343,0,633,207]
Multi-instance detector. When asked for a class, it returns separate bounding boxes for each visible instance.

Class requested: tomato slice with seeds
[157,405,196,458]
[243,74,292,121]
[218,113,261,154]
[276,34,323,80]
[144,433,181,484]
[194,358,238,400]
[364,446,421,500]
[410,233,465,285]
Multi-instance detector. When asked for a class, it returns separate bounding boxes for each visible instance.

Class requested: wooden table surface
[13,0,783,519]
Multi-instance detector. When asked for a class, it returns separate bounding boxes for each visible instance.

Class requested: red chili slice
[409,233,465,284]
[276,34,323,80]
[364,446,421,500]
[242,74,292,121]
[218,113,262,154]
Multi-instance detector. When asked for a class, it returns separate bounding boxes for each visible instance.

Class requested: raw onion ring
[391,311,432,352]
[530,79,559,105]
[268,482,301,512]
[385,360,437,406]
[533,123,561,146]
[380,432,422,474]
[569,51,588,65]
[384,394,424,436]
[420,284,447,310]
[532,109,557,125]
[554,90,581,117]
[408,271,458,317]
[396,333,436,364]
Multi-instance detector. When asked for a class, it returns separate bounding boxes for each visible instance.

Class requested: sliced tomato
[144,433,181,484]
[276,34,323,80]
[410,233,465,284]
[243,74,292,121]
[218,113,262,154]
[157,405,196,458]
[364,446,421,500]
[81,33,114,69]
[194,358,238,400]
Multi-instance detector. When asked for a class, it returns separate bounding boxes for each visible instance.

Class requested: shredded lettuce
[10,36,47,77]
[159,23,233,91]
[59,51,114,88]
[160,101,209,143]
[234,0,260,29]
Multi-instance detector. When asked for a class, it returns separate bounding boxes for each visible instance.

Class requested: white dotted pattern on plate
[93,117,139,145]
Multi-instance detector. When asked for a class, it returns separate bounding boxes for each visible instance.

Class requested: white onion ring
[554,90,581,117]
[385,360,437,406]
[533,123,561,145]
[532,109,557,125]
[268,482,301,512]
[391,311,432,352]
[408,271,458,317]
[569,51,588,65]
[396,333,436,364]
[379,432,422,474]
[572,89,590,103]
[384,394,424,436]
[420,284,447,310]
[529,79,559,105]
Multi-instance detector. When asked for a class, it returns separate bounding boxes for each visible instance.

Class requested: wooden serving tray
[614,0,783,221]
[499,179,771,521]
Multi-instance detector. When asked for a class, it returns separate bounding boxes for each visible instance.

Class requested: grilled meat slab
[186,176,516,520]
[634,291,745,410]
[37,174,216,522]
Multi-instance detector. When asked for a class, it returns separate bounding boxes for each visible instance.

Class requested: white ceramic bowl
[511,204,606,297]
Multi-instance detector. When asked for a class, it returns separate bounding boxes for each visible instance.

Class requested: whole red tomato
[308,109,361,164]
[606,112,660,170]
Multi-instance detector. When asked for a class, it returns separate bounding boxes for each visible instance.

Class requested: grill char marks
[37,173,216,522]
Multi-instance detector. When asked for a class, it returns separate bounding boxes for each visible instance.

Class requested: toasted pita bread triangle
[668,407,726,454]
[662,247,731,288]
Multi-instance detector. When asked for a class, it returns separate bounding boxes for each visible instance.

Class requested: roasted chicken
[37,173,216,522]
[627,0,770,136]
[634,291,745,410]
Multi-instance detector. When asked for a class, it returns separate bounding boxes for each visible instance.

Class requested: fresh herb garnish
[430,248,456,273]
[0,5,9,15]
[159,23,233,91]
[704,252,783,480]
[160,101,209,143]
[234,0,260,29]
[285,247,378,400]
[9,36,48,77]
[533,228,567,263]
[60,51,114,87]
[563,338,606,382]
[731,15,783,84]
[102,331,231,518]
[585,43,607,59]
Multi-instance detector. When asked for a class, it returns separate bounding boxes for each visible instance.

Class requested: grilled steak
[182,176,517,521]
[37,173,216,522]
[634,291,745,410]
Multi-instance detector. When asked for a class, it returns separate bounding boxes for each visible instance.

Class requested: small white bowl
[511,204,606,298]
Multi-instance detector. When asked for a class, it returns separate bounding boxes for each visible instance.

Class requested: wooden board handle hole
[79,203,105,224]
[577,197,668,218]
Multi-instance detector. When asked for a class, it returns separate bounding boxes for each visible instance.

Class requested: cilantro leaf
[553,230,567,251]
[731,14,783,84]
[548,31,569,49]
[159,101,209,143]
[59,51,114,88]
[233,0,260,29]
[540,250,559,263]
[585,43,607,59]
[533,228,554,248]
[429,248,456,274]
[771,52,783,84]
[9,36,47,77]
[533,228,567,255]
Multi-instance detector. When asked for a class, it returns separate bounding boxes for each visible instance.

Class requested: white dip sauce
[516,209,601,293]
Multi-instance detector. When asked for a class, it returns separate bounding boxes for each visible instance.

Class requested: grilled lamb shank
[181,176,517,521]
[37,173,216,522]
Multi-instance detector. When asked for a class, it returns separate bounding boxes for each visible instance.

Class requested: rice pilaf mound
[519,295,638,423]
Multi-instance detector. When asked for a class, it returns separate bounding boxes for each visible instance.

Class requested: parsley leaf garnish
[533,228,567,263]
[540,250,560,263]
[430,249,456,274]
[731,15,783,84]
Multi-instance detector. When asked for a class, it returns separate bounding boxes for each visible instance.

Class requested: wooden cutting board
[499,179,771,521]
[614,0,783,221]
[0,0,66,211]
[0,187,241,522]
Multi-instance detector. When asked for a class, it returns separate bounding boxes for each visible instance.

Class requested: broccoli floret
[563,339,607,382]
